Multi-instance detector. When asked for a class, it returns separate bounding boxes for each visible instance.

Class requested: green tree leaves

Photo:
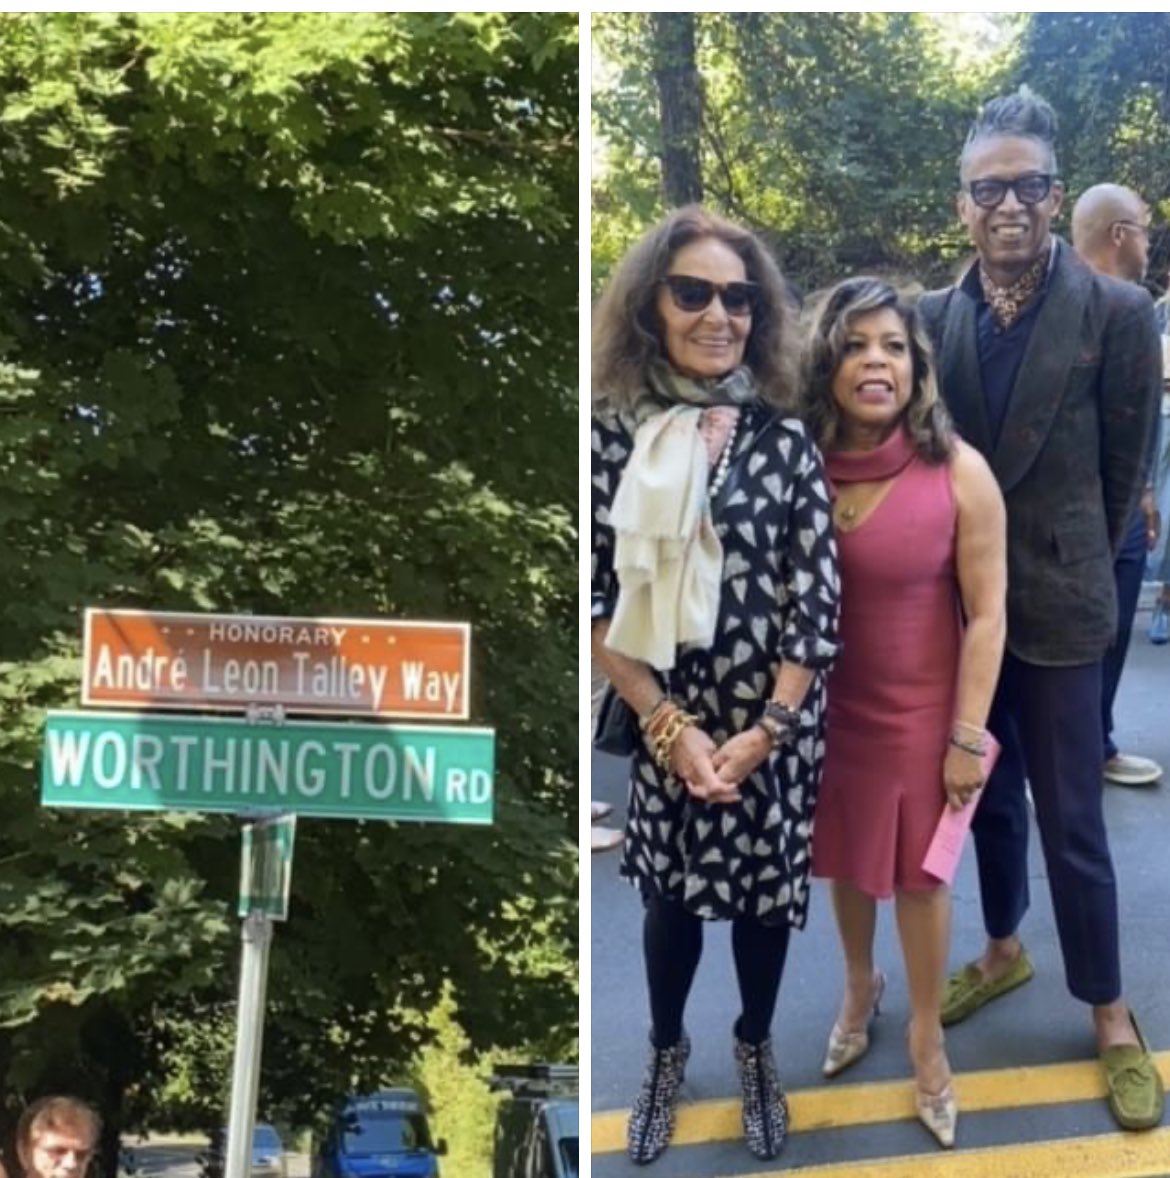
[1017,13,1170,228]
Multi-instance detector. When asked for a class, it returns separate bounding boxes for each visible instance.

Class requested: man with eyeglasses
[14,1097,101,1178]
[1071,183,1164,788]
[919,88,1163,1132]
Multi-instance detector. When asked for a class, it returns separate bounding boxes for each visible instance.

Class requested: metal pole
[224,909,273,1178]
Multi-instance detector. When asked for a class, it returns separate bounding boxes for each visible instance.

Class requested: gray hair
[591,205,799,413]
[960,86,1059,180]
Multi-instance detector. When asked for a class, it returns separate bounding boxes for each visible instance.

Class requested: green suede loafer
[1101,1013,1165,1131]
[940,950,1034,1027]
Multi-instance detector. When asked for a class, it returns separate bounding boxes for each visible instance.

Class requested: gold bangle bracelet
[654,711,696,770]
[645,703,682,743]
[640,697,673,733]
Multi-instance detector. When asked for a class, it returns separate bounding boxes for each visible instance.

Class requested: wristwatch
[756,700,800,748]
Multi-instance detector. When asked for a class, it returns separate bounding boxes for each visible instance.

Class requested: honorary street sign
[42,710,494,824]
[82,609,470,719]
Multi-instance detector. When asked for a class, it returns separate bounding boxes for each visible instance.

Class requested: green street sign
[42,710,494,824]
[240,814,296,920]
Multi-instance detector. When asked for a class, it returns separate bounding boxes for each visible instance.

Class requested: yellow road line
[592,1051,1170,1153]
[713,1127,1170,1177]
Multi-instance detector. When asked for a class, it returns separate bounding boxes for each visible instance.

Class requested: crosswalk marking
[710,1127,1170,1177]
[591,1050,1170,1153]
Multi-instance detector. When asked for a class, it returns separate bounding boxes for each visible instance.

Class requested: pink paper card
[921,734,1001,886]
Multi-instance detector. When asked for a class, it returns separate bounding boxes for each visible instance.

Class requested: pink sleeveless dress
[812,429,961,898]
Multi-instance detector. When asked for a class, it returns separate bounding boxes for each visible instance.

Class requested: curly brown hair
[800,277,954,463]
[592,205,799,411]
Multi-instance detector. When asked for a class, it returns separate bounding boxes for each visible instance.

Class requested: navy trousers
[972,652,1120,1005]
[1101,510,1148,760]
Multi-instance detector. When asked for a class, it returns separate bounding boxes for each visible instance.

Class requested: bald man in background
[1072,183,1163,786]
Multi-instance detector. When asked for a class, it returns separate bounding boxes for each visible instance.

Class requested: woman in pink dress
[803,278,1007,1148]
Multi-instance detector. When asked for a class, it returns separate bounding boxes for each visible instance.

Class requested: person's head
[957,88,1064,284]
[801,277,954,460]
[592,205,798,411]
[1071,183,1150,283]
[16,1099,100,1178]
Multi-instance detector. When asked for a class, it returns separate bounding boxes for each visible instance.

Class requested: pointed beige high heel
[915,1081,957,1148]
[822,970,886,1078]
[910,1023,957,1148]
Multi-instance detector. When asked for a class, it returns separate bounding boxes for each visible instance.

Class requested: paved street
[589,614,1170,1176]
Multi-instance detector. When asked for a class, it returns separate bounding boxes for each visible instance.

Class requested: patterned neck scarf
[979,243,1051,330]
[605,363,759,670]
[644,360,758,411]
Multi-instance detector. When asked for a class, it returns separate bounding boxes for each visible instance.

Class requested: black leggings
[643,891,791,1048]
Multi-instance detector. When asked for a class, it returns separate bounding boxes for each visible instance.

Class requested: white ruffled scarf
[605,363,757,670]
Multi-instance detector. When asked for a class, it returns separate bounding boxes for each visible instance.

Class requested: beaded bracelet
[764,699,802,730]
[757,700,800,748]
[756,714,788,750]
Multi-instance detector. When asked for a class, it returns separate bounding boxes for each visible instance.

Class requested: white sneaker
[591,799,614,824]
[1103,753,1163,786]
[591,826,624,853]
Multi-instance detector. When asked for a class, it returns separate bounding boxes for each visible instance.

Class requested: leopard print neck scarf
[979,244,1051,330]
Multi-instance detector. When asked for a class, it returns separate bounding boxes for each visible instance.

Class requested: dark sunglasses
[964,172,1054,210]
[660,274,758,317]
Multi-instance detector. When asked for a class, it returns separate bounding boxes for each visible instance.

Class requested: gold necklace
[835,500,858,525]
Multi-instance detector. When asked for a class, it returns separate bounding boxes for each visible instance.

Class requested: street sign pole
[224,907,273,1178]
[224,705,288,1178]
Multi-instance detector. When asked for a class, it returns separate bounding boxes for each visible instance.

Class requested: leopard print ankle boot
[626,1032,691,1165]
[733,1027,788,1159]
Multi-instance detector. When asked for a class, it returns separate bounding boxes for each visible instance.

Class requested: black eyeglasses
[964,172,1055,209]
[660,274,758,317]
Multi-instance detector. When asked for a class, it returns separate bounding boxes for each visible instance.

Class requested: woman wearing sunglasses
[591,205,840,1164]
[802,277,1006,1148]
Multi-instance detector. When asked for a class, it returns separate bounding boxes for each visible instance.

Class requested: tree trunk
[650,13,704,207]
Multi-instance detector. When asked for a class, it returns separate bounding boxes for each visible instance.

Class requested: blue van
[313,1089,446,1178]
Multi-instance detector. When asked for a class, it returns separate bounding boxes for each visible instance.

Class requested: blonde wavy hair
[800,277,954,463]
[592,205,799,412]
